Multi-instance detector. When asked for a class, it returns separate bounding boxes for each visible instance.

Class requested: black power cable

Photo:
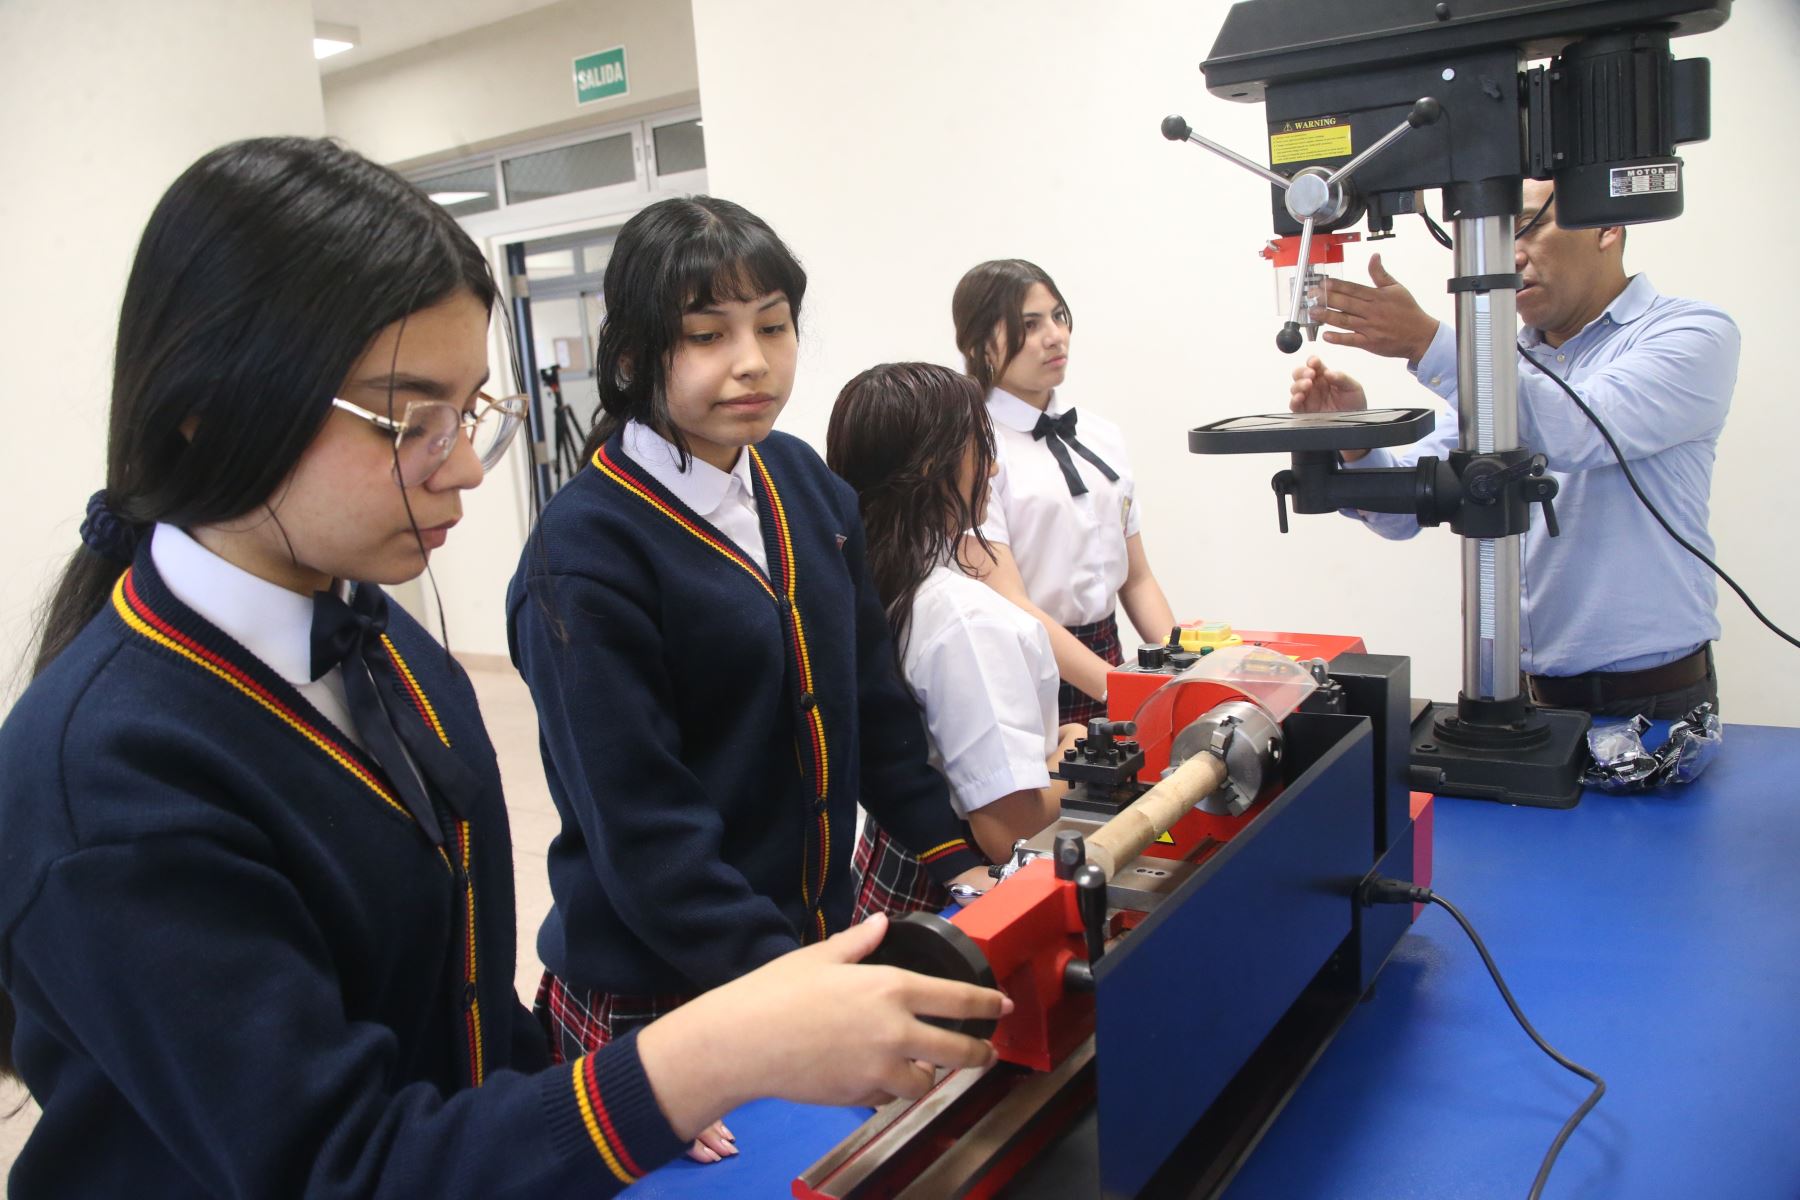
[1423,200,1546,249]
[1516,345,1800,650]
[1362,878,1605,1200]
[1420,210,1454,248]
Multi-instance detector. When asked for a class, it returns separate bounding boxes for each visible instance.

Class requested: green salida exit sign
[573,47,628,105]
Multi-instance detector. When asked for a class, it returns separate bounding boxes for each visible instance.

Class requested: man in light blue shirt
[1290,178,1740,718]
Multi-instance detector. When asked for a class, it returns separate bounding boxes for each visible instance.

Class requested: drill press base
[1408,700,1590,808]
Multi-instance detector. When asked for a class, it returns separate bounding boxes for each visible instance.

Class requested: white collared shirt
[902,564,1059,817]
[622,419,767,575]
[150,523,361,746]
[977,388,1141,627]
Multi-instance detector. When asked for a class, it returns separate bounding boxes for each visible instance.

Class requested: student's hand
[1312,254,1441,365]
[685,1119,737,1163]
[635,914,1011,1138]
[1290,356,1372,463]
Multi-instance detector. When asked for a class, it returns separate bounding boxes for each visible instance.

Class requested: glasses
[331,392,528,487]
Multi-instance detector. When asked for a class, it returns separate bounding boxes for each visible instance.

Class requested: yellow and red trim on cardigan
[919,837,973,866]
[112,572,414,826]
[749,448,831,803]
[594,441,836,935]
[571,1055,645,1185]
[449,815,484,1086]
[115,570,485,1085]
[592,445,773,599]
[382,634,451,744]
[384,633,486,1089]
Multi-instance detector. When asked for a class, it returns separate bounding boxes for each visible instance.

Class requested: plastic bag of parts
[1580,703,1722,792]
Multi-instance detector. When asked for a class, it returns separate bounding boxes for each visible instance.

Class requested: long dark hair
[582,195,807,466]
[951,258,1073,393]
[825,363,995,659]
[6,136,495,1081]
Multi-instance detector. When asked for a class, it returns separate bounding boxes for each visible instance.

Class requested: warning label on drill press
[1610,163,1681,197]
[1270,115,1353,165]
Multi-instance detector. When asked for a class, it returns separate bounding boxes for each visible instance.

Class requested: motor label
[1610,163,1681,197]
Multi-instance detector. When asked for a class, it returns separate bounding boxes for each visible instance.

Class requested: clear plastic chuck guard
[1130,644,1319,740]
[993,646,1321,886]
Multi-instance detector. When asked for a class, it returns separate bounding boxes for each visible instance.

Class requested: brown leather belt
[1527,644,1711,710]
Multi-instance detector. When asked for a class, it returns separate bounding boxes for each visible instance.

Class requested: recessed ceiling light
[314,22,358,61]
[428,191,491,206]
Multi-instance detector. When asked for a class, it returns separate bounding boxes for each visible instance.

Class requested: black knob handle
[1526,475,1562,537]
[1161,114,1191,141]
[1276,322,1304,354]
[1074,863,1108,966]
[1054,830,1086,880]
[1272,469,1297,533]
[1408,97,1443,128]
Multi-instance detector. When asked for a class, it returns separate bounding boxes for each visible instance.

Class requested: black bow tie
[310,586,476,842]
[310,584,387,682]
[1031,408,1119,497]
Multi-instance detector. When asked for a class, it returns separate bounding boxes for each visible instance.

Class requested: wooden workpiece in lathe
[1084,752,1228,879]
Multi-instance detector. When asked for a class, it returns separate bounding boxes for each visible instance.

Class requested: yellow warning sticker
[1270,116,1353,165]
[1155,831,1175,845]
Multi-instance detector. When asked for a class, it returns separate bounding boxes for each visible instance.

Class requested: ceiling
[312,0,569,74]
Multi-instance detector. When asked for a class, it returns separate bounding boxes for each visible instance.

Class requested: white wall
[0,0,324,1157]
[0,0,325,704]
[690,0,1799,727]
[321,0,704,658]
[322,0,698,168]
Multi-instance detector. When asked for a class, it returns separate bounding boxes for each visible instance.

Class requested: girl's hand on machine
[635,914,1011,1133]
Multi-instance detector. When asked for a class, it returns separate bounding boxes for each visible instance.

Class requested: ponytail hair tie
[79,490,140,564]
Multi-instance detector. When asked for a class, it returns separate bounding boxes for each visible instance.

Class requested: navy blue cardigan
[507,428,981,997]
[0,548,684,1198]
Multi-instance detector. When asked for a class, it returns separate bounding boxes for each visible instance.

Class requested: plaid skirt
[850,816,952,922]
[1060,614,1123,727]
[534,970,692,1063]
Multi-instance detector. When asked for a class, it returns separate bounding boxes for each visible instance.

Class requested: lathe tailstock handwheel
[864,911,1000,1038]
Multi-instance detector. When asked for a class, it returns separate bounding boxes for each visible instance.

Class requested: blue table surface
[627,723,1800,1199]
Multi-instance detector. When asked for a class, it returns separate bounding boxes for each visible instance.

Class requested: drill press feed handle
[1164,97,1441,352]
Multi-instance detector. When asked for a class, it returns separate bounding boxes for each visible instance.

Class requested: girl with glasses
[0,138,1005,1199]
[506,199,995,1163]
[827,363,1085,918]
